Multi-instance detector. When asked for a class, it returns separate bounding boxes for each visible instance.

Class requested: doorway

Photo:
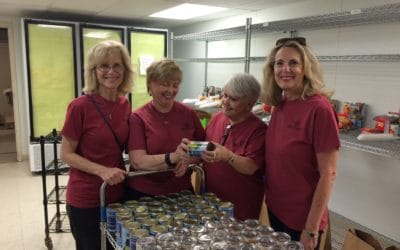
[0,27,16,163]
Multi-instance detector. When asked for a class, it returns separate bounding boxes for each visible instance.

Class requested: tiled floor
[0,158,399,250]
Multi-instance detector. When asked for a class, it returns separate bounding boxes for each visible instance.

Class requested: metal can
[205,221,222,233]
[106,203,123,235]
[272,231,291,246]
[134,205,149,215]
[228,221,244,236]
[180,236,197,250]
[241,229,258,244]
[210,241,228,249]
[218,201,234,218]
[141,218,157,230]
[136,236,156,250]
[283,241,305,250]
[197,233,213,246]
[129,228,149,250]
[122,221,141,248]
[155,232,175,246]
[157,214,173,225]
[190,224,207,237]
[213,229,229,241]
[257,225,274,237]
[256,235,277,249]
[116,213,133,247]
[149,225,168,236]
[244,219,260,230]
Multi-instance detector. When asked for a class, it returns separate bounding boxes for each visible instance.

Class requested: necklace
[98,94,118,120]
[108,101,118,120]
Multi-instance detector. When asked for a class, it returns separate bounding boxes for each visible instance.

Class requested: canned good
[174,212,188,223]
[134,205,149,215]
[244,219,260,230]
[149,225,168,236]
[272,232,291,246]
[228,222,244,236]
[257,225,274,236]
[190,224,207,237]
[124,200,140,207]
[135,213,151,223]
[106,203,123,234]
[256,235,277,249]
[116,213,133,247]
[181,236,197,250]
[226,235,242,248]
[213,229,229,241]
[198,233,213,246]
[210,241,228,249]
[158,214,173,225]
[205,221,222,233]
[129,228,149,250]
[240,243,257,249]
[218,202,234,218]
[122,221,141,248]
[141,218,157,230]
[136,236,156,250]
[283,241,304,250]
[241,229,258,244]
[155,232,175,246]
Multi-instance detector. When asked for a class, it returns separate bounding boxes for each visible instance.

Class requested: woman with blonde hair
[61,40,134,250]
[262,37,340,250]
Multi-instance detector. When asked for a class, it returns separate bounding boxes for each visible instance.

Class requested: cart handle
[99,164,205,219]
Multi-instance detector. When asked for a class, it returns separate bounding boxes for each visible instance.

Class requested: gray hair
[224,73,261,106]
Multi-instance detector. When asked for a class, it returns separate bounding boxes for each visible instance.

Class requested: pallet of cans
[100,167,304,250]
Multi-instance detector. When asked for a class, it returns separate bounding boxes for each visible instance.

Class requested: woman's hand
[174,159,190,177]
[98,167,126,186]
[300,231,318,250]
[201,141,232,163]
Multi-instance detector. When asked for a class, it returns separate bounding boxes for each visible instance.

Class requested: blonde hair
[146,59,182,93]
[83,40,134,95]
[262,40,332,106]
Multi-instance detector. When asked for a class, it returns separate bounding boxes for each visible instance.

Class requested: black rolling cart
[39,129,70,250]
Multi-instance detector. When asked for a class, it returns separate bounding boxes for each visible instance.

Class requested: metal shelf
[173,3,400,41]
[340,131,400,159]
[174,57,246,63]
[251,55,400,62]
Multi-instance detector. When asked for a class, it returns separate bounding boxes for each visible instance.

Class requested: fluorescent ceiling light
[150,3,227,20]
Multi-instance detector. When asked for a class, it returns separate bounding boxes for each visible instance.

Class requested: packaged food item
[188,141,213,156]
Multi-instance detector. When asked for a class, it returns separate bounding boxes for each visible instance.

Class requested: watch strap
[165,153,176,169]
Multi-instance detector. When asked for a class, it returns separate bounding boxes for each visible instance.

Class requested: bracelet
[228,154,235,165]
[303,229,318,238]
[165,153,176,169]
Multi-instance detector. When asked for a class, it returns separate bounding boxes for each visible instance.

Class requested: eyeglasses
[97,63,124,73]
[220,124,232,146]
[275,37,307,47]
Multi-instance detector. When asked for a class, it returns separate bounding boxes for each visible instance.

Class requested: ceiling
[0,0,299,28]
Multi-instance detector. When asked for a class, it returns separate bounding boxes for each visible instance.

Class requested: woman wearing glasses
[262,37,340,249]
[126,59,205,198]
[199,73,266,221]
[60,40,133,250]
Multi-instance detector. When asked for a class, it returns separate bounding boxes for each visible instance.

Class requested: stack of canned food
[106,190,303,250]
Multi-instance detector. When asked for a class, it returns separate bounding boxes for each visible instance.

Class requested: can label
[106,203,122,234]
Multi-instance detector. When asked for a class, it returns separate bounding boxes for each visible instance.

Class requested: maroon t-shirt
[127,101,205,195]
[205,111,266,220]
[62,94,131,208]
[265,95,340,231]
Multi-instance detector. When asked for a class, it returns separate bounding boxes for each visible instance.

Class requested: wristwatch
[165,153,176,169]
[303,229,318,238]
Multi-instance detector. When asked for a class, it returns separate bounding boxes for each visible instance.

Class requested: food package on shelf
[340,102,365,130]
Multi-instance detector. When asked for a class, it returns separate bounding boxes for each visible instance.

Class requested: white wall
[171,0,400,242]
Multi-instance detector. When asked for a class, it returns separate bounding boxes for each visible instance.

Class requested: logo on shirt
[288,120,302,130]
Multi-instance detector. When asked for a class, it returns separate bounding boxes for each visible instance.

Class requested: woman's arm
[60,135,126,185]
[301,149,338,249]
[202,142,260,175]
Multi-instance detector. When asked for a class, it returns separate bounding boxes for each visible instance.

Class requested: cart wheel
[55,220,62,232]
[45,236,53,250]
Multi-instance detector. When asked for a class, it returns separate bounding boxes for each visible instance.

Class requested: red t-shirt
[127,101,205,195]
[205,111,266,220]
[62,94,131,208]
[265,95,340,231]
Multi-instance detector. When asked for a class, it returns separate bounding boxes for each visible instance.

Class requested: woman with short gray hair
[200,73,266,220]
